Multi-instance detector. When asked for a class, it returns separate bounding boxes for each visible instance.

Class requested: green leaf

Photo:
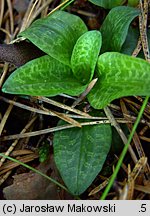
[88,0,125,9]
[128,0,139,7]
[121,26,139,55]
[88,52,150,109]
[19,11,87,66]
[71,30,102,84]
[100,6,140,53]
[53,120,112,195]
[39,141,50,163]
[123,28,150,59]
[2,55,87,96]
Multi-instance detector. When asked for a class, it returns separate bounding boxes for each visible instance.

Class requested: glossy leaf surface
[20,11,87,66]
[53,120,112,195]
[88,52,150,109]
[71,30,102,84]
[100,6,140,53]
[2,55,87,96]
[121,26,139,55]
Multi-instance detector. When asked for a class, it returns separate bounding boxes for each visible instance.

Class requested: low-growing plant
[2,3,149,195]
[88,0,139,9]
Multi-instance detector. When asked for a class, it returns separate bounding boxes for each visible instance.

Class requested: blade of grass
[100,96,149,200]
[48,0,69,15]
[0,153,68,192]
[60,0,75,10]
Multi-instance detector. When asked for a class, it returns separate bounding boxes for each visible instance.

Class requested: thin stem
[61,0,75,10]
[48,0,69,15]
[100,96,149,200]
[104,106,138,163]
[0,153,68,192]
[0,120,129,141]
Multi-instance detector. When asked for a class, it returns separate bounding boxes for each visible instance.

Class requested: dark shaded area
[0,41,45,67]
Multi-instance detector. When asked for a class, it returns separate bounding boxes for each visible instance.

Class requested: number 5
[141,204,146,212]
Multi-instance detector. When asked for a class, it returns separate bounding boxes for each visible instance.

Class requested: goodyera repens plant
[3,7,150,109]
[2,4,150,195]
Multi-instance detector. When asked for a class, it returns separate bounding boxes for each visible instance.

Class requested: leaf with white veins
[19,11,87,66]
[71,30,102,84]
[54,120,112,195]
[2,55,87,96]
[100,6,140,53]
[88,52,150,109]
